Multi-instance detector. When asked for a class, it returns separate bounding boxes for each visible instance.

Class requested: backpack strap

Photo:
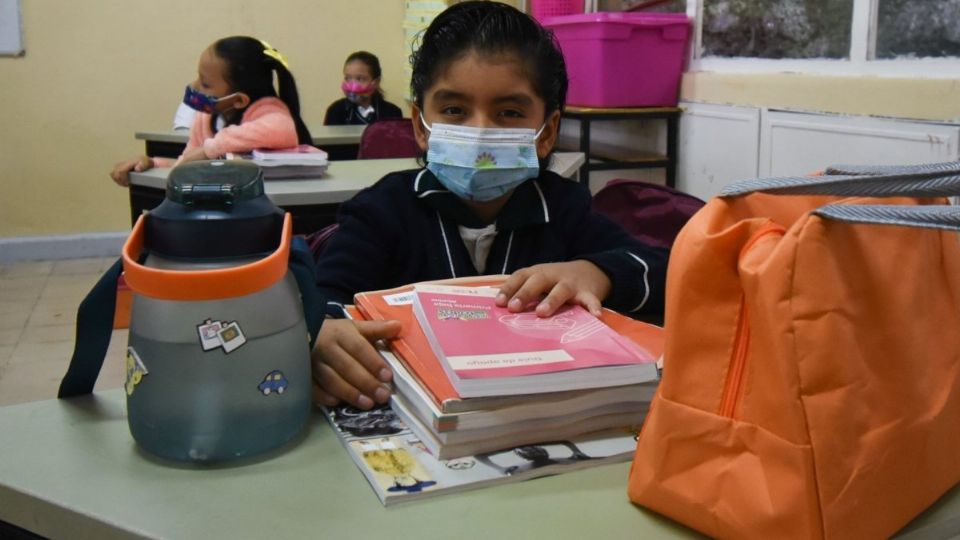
[58,258,124,398]
[289,235,323,349]
[58,241,324,399]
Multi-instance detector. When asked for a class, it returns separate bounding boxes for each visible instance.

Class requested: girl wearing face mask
[309,2,670,411]
[111,36,312,187]
[323,51,403,126]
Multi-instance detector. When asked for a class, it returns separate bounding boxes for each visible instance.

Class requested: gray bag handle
[719,161,960,199]
[813,204,960,232]
[719,161,960,231]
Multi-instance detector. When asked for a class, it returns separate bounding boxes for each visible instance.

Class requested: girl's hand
[110,156,153,187]
[178,146,209,164]
[496,260,612,318]
[311,318,401,410]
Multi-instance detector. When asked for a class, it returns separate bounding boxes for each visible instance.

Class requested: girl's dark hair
[212,36,312,145]
[409,1,568,118]
[345,50,386,99]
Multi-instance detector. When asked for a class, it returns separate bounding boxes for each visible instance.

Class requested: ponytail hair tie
[259,39,290,70]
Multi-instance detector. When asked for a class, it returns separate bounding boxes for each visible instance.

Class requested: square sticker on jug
[217,321,247,353]
[197,319,224,351]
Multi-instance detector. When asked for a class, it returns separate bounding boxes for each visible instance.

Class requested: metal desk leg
[578,116,591,186]
[666,114,678,189]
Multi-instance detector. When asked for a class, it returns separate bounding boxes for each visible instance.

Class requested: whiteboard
[0,0,23,56]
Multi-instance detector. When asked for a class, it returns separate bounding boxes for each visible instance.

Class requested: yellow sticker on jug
[125,347,149,395]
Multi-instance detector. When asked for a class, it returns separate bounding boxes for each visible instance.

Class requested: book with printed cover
[322,401,641,506]
[351,277,664,412]
[411,283,658,398]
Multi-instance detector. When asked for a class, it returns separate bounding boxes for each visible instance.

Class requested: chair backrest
[357,118,421,159]
[591,179,706,250]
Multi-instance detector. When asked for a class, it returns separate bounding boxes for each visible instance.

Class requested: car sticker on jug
[196,319,248,354]
[125,347,148,395]
[258,370,289,396]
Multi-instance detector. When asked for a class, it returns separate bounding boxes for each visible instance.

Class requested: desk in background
[127,152,586,234]
[0,390,957,539]
[560,106,682,189]
[135,124,367,161]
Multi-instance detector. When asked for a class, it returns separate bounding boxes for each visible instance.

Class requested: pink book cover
[412,284,654,381]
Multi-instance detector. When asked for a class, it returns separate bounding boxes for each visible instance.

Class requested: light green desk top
[1,390,958,539]
[127,153,586,207]
[0,390,960,540]
[0,390,697,540]
[135,124,367,146]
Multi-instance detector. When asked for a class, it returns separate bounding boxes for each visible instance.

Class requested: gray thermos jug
[120,160,312,462]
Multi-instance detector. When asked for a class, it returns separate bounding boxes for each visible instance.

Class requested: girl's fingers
[496,267,533,307]
[535,280,575,317]
[313,320,393,407]
[312,355,378,409]
[311,382,340,407]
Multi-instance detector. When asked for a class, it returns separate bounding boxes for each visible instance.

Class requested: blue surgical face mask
[421,114,544,202]
[182,85,238,114]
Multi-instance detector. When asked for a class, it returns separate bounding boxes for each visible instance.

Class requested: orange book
[351,276,664,413]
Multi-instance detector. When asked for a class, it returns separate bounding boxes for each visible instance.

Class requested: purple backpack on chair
[357,119,420,159]
[591,179,705,250]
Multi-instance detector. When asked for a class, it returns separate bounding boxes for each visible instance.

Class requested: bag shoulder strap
[813,204,960,232]
[720,161,960,199]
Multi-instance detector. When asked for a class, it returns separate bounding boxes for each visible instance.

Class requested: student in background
[111,36,312,186]
[323,51,403,126]
[310,1,669,410]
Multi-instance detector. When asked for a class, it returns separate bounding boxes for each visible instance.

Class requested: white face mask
[421,114,545,202]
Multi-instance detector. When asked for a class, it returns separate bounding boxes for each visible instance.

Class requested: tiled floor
[0,257,128,407]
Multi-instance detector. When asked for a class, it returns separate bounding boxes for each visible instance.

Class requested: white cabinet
[759,110,960,176]
[676,103,761,199]
[677,102,960,200]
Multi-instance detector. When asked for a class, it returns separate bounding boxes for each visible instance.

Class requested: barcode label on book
[384,292,415,306]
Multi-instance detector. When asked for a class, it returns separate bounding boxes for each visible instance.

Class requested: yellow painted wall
[0,0,406,238]
[681,72,960,123]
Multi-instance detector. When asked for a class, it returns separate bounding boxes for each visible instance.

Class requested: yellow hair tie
[259,40,290,70]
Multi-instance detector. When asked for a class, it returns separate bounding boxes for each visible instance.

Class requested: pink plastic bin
[530,0,585,25]
[543,12,691,107]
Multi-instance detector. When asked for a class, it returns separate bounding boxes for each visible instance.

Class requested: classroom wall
[680,72,960,123]
[0,0,407,239]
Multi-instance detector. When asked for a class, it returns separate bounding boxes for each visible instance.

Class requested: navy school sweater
[314,168,668,317]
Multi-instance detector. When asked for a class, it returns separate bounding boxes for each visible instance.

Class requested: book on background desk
[411,283,658,398]
[321,401,641,506]
[351,277,665,412]
[249,145,329,179]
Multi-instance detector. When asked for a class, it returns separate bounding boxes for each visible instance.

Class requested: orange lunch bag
[628,162,960,539]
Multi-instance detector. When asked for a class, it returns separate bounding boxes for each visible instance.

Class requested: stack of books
[250,145,329,179]
[325,277,663,504]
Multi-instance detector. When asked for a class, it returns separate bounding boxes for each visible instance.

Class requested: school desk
[126,152,587,234]
[560,106,682,189]
[135,124,367,160]
[0,389,957,540]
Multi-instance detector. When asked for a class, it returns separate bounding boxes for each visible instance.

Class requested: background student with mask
[309,1,669,411]
[324,51,404,125]
[110,36,312,186]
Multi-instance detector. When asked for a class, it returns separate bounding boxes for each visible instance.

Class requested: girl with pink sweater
[111,36,312,186]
